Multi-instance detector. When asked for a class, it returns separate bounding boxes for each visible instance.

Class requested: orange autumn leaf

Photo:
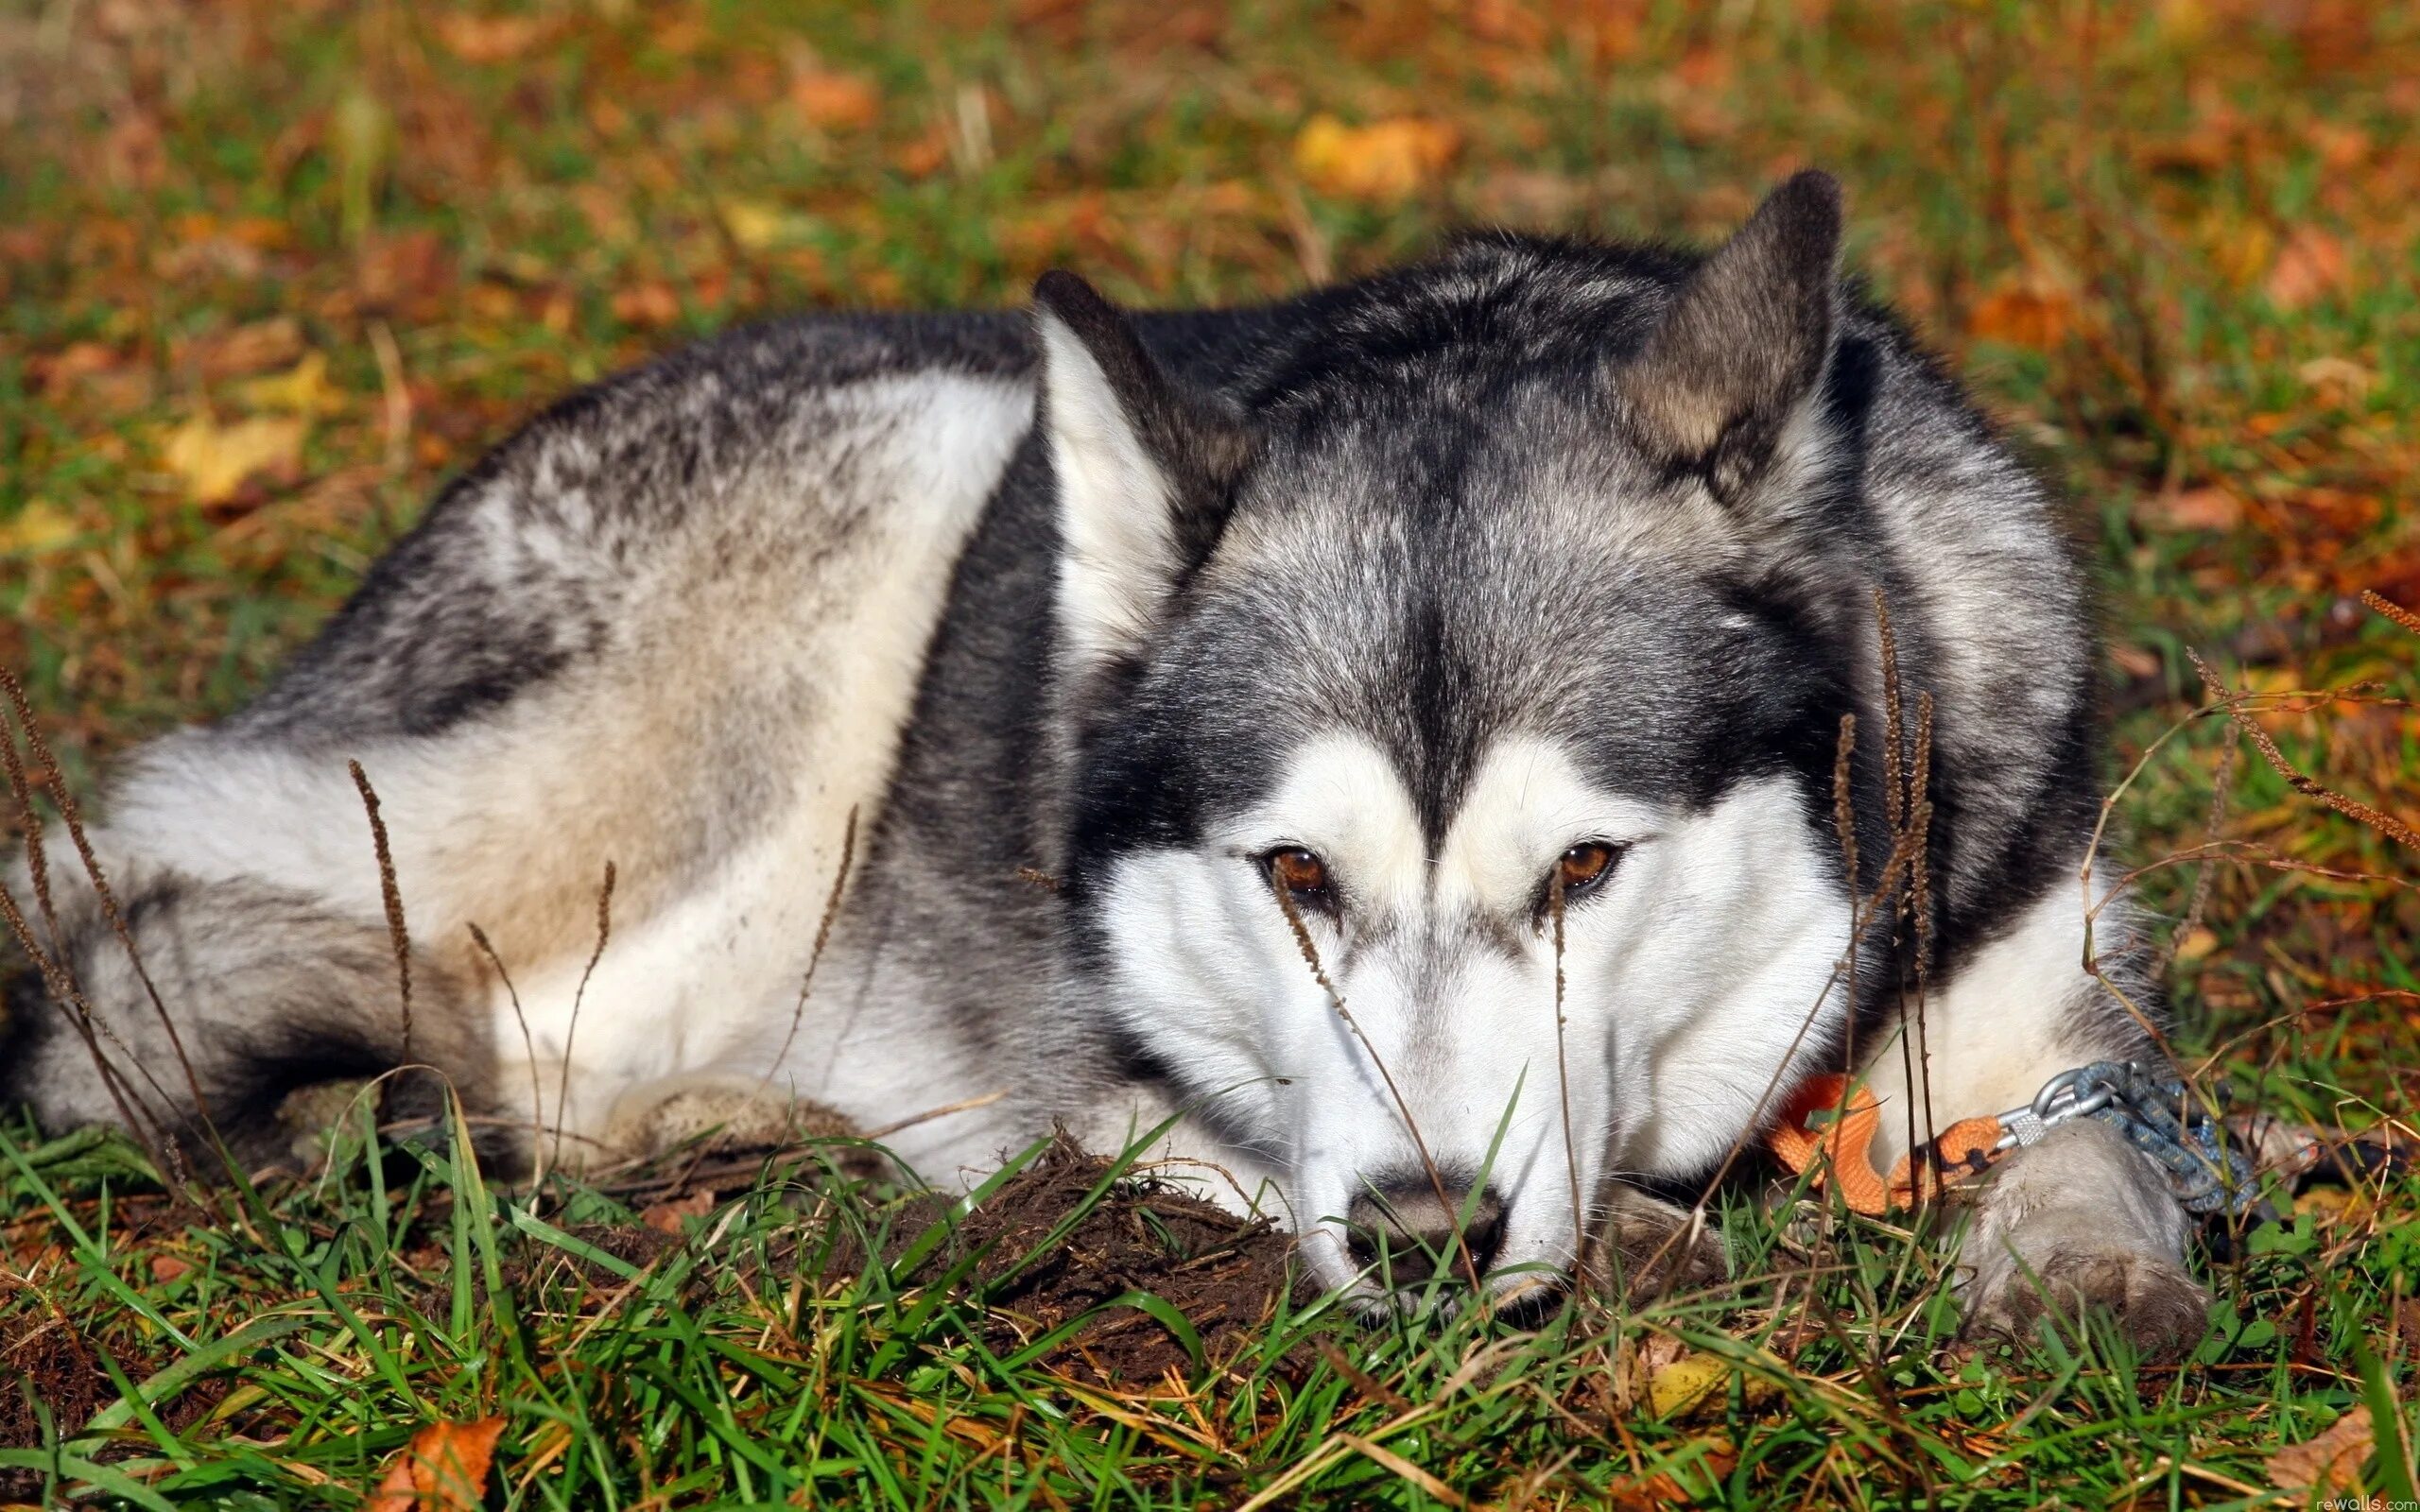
[640,1187,715,1234]
[2141,486,2245,533]
[790,70,881,131]
[2264,227,2348,311]
[1293,114,1461,203]
[1966,278,2076,352]
[431,15,550,63]
[369,1418,507,1512]
[2265,1404,2372,1493]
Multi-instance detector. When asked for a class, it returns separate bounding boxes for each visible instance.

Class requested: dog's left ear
[1033,270,1253,686]
[1615,169,1841,503]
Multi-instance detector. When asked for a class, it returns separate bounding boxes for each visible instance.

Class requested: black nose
[1345,1176,1506,1284]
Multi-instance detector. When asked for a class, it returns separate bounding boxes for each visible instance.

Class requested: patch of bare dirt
[917,1139,1305,1384]
[0,1310,229,1501]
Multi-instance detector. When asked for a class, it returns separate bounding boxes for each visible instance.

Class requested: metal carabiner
[1991,1063,2120,1152]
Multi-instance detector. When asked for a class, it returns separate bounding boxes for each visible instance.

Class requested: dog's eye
[1553,841,1621,900]
[1263,847,1335,912]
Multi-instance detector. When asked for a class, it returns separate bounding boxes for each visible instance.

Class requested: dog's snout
[1345,1176,1506,1284]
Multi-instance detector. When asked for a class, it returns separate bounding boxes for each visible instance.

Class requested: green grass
[3,1106,2411,1509]
[3,0,2417,1504]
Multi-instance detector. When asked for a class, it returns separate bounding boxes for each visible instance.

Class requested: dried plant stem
[466,921,544,1160]
[347,760,414,1063]
[764,806,858,1089]
[551,860,616,1170]
[1639,713,1939,1288]
[1876,591,1906,841]
[1831,713,1859,1079]
[0,686,60,958]
[2188,648,2419,853]
[1547,874,1588,1295]
[6,666,212,1138]
[0,872,172,1166]
[1272,885,1484,1297]
[2153,717,2240,978]
[1905,691,1938,1203]
[2361,589,2420,639]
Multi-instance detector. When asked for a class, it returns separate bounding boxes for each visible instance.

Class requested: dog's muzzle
[1344,1173,1506,1284]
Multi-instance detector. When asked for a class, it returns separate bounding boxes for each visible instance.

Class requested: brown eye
[1265,847,1333,907]
[1554,841,1619,898]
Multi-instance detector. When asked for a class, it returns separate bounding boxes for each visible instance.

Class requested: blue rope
[2070,1060,2259,1218]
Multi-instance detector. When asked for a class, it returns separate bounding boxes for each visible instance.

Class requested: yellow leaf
[369,1418,506,1512]
[237,352,344,416]
[719,198,789,252]
[1293,114,1460,202]
[0,500,79,556]
[1645,1350,1731,1418]
[164,414,307,506]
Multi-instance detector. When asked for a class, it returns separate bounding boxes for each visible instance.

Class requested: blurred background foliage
[1,0,2414,1100]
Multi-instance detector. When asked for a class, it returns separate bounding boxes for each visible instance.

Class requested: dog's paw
[1962,1241,2209,1361]
[604,1075,882,1177]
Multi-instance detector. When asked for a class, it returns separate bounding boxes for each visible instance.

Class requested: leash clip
[1995,1065,2118,1151]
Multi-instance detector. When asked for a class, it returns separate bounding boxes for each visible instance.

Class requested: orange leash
[1766,1074,2007,1215]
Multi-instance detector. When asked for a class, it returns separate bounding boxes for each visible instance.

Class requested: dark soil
[0,1311,229,1501]
[922,1139,1305,1384]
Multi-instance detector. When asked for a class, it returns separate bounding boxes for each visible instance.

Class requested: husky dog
[2,173,2206,1349]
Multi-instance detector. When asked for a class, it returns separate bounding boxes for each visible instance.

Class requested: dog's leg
[2,850,505,1174]
[601,1073,886,1177]
[1958,1118,2203,1355]
[1861,887,2209,1359]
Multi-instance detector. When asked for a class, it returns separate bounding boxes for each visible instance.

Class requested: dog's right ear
[1033,270,1253,687]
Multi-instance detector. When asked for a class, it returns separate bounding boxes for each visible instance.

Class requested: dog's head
[1042,173,1866,1304]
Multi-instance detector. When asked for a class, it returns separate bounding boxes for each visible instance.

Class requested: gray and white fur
[1,173,2205,1352]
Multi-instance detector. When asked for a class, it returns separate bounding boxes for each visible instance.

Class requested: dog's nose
[1345,1176,1506,1284]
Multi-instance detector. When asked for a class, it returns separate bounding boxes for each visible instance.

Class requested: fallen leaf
[164,414,308,506]
[1645,1349,1731,1418]
[1967,277,2076,351]
[2266,1404,2371,1492]
[1293,114,1460,202]
[891,121,953,179]
[2171,925,2221,963]
[2265,228,2348,312]
[641,1188,715,1234]
[2142,486,2244,533]
[2109,643,2162,679]
[2293,1185,2367,1222]
[237,352,345,417]
[0,501,79,556]
[369,1418,507,1512]
[33,341,121,393]
[188,318,306,380]
[2298,355,2375,397]
[719,198,790,252]
[612,283,682,329]
[1607,1435,1737,1509]
[149,1254,193,1282]
[790,69,880,130]
[432,14,550,62]
[354,231,453,316]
